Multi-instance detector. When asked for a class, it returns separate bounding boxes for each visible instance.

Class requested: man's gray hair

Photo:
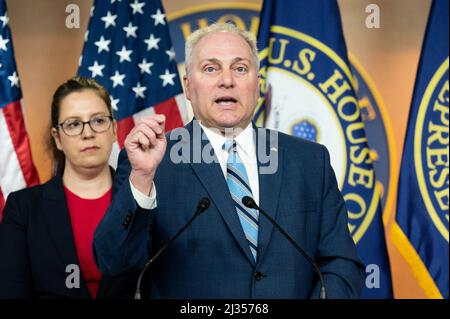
[184,22,259,75]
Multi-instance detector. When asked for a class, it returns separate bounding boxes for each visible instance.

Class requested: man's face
[183,31,260,131]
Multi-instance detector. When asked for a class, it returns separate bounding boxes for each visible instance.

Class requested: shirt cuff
[129,179,157,210]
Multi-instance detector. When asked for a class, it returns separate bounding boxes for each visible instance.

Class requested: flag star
[130,0,145,15]
[110,96,120,111]
[111,0,122,3]
[144,34,160,51]
[79,55,83,67]
[123,22,138,38]
[8,71,20,88]
[88,61,105,78]
[132,82,147,98]
[101,11,117,29]
[159,69,176,87]
[90,5,95,17]
[110,70,126,88]
[0,12,9,27]
[0,35,9,51]
[84,30,89,42]
[151,8,166,26]
[166,48,176,61]
[94,36,111,53]
[116,45,133,63]
[138,59,153,75]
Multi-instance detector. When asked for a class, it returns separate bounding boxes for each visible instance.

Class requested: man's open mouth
[215,97,238,105]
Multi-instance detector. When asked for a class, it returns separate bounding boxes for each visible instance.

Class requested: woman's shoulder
[4,176,63,215]
[8,177,56,200]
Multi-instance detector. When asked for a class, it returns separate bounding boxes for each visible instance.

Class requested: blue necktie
[223,140,259,261]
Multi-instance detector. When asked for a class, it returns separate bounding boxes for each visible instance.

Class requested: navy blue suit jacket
[94,121,365,298]
[0,175,141,299]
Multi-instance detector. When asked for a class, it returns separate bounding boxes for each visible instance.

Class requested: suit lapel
[254,126,283,265]
[42,176,91,298]
[183,120,256,266]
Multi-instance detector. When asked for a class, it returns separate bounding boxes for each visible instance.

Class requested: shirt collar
[198,121,255,157]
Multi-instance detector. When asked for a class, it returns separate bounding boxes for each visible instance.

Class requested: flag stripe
[154,97,183,131]
[116,116,135,148]
[0,108,27,197]
[116,97,185,149]
[2,101,39,186]
[175,93,189,124]
[0,187,5,222]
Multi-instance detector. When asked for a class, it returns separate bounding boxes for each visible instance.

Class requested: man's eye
[204,66,216,73]
[235,66,247,73]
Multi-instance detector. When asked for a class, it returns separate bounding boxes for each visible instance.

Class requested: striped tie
[223,140,259,261]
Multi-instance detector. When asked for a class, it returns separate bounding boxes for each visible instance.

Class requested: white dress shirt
[200,122,260,206]
[130,121,260,209]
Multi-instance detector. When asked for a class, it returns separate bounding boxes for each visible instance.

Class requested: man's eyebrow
[231,57,251,64]
[200,58,221,64]
[199,57,251,65]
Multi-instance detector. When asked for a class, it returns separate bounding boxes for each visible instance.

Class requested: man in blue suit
[93,23,365,298]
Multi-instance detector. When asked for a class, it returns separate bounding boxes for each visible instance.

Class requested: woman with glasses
[0,77,141,299]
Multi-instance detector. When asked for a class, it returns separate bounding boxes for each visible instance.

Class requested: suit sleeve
[0,192,33,298]
[93,149,155,276]
[310,145,366,299]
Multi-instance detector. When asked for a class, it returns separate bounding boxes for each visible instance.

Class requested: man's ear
[256,73,262,99]
[183,75,191,101]
[51,128,63,151]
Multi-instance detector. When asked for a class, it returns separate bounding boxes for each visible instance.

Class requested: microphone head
[242,196,257,209]
[197,197,210,212]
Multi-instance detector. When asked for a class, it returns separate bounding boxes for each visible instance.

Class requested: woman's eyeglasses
[56,115,113,136]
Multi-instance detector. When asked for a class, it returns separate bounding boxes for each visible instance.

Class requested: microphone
[242,196,327,299]
[134,197,210,299]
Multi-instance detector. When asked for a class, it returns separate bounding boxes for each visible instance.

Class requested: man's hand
[124,114,167,195]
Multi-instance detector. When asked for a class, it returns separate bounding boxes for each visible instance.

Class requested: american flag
[78,0,188,150]
[0,0,39,221]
